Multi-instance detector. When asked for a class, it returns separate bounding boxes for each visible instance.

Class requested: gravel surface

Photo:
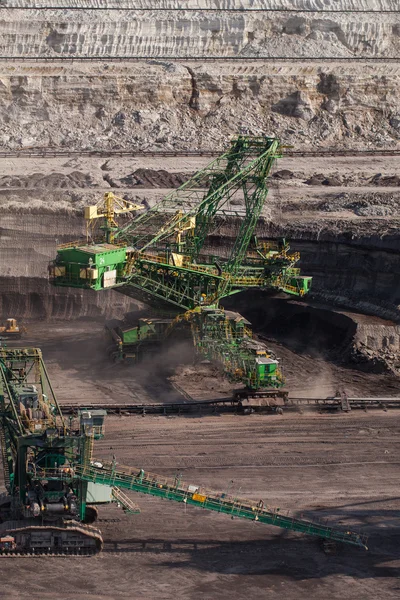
[1,317,399,600]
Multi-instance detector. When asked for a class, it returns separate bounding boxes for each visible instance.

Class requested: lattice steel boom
[51,136,311,310]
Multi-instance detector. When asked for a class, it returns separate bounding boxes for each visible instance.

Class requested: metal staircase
[83,433,94,465]
[0,424,10,490]
[111,487,141,514]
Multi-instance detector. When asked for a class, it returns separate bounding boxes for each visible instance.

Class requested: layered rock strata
[1,8,399,58]
[0,61,399,150]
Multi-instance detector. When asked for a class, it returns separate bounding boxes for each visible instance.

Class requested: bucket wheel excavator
[0,347,367,555]
[50,136,312,399]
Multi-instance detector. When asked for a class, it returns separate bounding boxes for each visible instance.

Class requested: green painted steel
[120,319,169,344]
[0,348,369,552]
[190,307,284,390]
[76,463,368,550]
[0,348,106,523]
[0,349,75,506]
[51,137,311,309]
[107,308,283,390]
[106,318,177,363]
[55,244,127,291]
[50,136,312,393]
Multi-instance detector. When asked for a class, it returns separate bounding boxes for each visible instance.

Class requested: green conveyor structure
[76,462,368,550]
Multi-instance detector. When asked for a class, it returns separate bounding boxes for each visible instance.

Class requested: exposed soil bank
[0,276,137,320]
[223,292,400,374]
[292,238,400,323]
[1,210,399,336]
[1,61,399,151]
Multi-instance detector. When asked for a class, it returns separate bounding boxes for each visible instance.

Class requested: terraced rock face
[3,0,400,57]
[2,7,400,58]
[5,1,398,8]
[0,2,399,150]
[0,61,399,151]
[0,2,399,325]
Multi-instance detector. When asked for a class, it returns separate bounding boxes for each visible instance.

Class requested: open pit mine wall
[1,2,400,150]
[223,292,400,368]
[4,1,399,9]
[1,0,399,325]
[2,7,400,58]
[1,211,399,322]
[0,213,137,319]
[292,238,400,323]
[0,61,399,151]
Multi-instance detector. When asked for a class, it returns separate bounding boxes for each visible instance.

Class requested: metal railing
[111,487,140,514]
[56,240,87,250]
[281,284,305,296]
[232,276,265,286]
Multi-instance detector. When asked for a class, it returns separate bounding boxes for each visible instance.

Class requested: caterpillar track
[0,520,103,556]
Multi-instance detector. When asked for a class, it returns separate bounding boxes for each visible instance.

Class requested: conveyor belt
[60,395,400,416]
[77,462,368,549]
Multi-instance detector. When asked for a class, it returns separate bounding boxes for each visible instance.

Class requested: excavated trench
[1,208,399,368]
[0,276,136,320]
[223,292,400,374]
[1,162,399,376]
[1,234,399,317]
[224,294,358,357]
[1,240,399,376]
[288,238,400,322]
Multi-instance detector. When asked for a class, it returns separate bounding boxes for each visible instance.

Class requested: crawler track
[0,521,103,556]
[0,548,97,556]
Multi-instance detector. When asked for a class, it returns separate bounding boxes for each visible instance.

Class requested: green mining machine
[0,347,367,555]
[0,348,107,553]
[106,310,283,394]
[50,136,312,397]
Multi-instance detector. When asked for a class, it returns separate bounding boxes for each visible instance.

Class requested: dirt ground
[17,319,400,403]
[0,320,399,599]
[2,154,400,226]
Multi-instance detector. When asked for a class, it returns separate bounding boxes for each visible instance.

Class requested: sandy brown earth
[1,3,399,597]
[1,412,400,600]
[1,152,400,334]
[18,319,400,403]
[0,321,399,599]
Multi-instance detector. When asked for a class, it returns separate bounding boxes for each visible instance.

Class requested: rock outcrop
[0,2,399,150]
[0,0,399,328]
[2,6,399,58]
[0,61,399,150]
